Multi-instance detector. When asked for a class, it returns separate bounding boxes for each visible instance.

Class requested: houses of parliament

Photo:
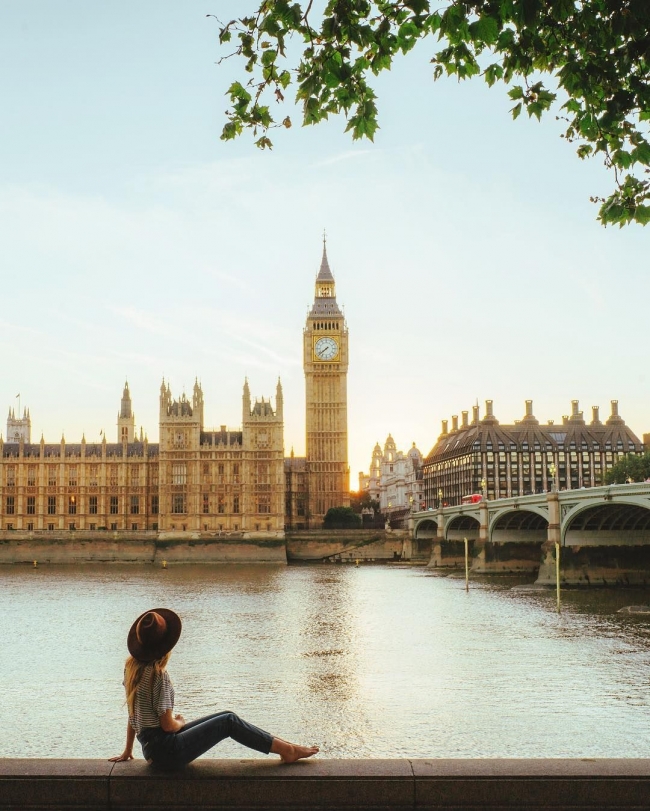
[0,246,350,534]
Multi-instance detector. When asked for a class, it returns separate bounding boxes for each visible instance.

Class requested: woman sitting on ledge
[109,608,318,769]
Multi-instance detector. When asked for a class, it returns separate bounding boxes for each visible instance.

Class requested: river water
[2,563,650,760]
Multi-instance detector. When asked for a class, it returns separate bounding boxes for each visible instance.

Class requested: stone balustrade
[2,758,650,810]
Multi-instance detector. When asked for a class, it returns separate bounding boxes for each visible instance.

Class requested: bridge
[411,482,650,586]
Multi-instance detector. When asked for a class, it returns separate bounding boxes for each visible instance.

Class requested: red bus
[461,493,483,505]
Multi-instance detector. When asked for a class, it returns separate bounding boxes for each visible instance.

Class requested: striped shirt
[127,666,175,734]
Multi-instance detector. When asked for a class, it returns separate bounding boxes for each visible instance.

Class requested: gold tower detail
[304,241,349,524]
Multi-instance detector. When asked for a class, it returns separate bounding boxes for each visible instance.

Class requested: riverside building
[0,380,285,533]
[1,245,351,534]
[358,436,424,528]
[422,399,643,508]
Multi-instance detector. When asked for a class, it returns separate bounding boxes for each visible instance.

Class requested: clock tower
[304,240,349,525]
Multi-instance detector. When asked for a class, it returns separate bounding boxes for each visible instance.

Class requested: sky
[1,1,648,485]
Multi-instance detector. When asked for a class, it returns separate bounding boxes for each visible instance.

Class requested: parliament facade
[0,379,285,534]
[0,245,350,533]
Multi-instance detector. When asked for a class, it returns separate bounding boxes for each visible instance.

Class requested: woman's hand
[108,751,134,762]
[109,720,137,761]
[160,708,185,732]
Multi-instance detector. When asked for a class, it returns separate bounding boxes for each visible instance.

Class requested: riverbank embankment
[1,758,649,810]
[0,531,286,564]
[0,529,420,564]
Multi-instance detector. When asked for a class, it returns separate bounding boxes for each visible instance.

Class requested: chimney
[441,420,448,436]
[452,415,459,432]
[486,400,494,418]
[461,411,469,429]
[570,400,585,423]
[591,406,601,425]
[606,399,624,425]
[472,404,480,424]
[522,399,538,424]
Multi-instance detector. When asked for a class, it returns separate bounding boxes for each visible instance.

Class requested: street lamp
[548,463,557,493]
[438,488,443,509]
[480,477,487,500]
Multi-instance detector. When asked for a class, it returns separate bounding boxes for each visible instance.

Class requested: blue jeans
[137,711,273,769]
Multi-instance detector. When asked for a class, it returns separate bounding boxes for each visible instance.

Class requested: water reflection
[1,564,649,759]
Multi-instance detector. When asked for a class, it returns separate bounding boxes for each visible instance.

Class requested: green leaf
[632,142,650,166]
[635,206,650,225]
[613,149,633,169]
[226,82,251,103]
[511,102,522,119]
[508,86,524,101]
[404,0,429,13]
[469,16,499,46]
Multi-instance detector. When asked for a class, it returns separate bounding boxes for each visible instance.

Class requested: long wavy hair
[124,652,171,716]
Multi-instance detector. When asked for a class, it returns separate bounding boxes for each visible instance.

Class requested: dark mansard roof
[200,431,243,446]
[425,405,643,466]
[251,400,275,417]
[284,456,307,472]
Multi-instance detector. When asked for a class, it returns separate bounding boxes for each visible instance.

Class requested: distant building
[359,435,424,528]
[358,442,382,504]
[423,399,643,508]
[0,379,285,533]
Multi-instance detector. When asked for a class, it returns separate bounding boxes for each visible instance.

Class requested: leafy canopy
[213,1,650,226]
[604,452,650,484]
[323,505,363,528]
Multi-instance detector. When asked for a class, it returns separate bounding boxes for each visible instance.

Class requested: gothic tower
[303,240,349,524]
[117,381,135,442]
[6,404,31,444]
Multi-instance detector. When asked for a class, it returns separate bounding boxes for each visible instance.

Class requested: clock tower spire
[303,239,349,526]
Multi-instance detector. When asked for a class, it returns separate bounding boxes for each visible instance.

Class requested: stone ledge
[1,759,650,810]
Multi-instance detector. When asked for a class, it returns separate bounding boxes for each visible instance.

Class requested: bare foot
[271,737,319,763]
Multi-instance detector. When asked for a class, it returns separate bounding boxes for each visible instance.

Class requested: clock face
[314,336,339,361]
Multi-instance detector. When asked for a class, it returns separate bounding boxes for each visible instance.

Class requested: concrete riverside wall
[2,758,650,810]
[0,531,286,564]
[286,530,410,562]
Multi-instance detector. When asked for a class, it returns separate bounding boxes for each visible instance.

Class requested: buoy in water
[32,560,37,568]
[162,560,167,569]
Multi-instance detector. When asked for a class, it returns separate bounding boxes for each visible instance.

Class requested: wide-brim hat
[127,608,182,663]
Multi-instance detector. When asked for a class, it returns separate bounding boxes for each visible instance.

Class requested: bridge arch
[445,514,481,541]
[563,499,650,546]
[414,518,438,540]
[489,508,548,544]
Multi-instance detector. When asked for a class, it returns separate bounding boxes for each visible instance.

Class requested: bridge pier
[470,541,544,574]
[536,544,650,587]
[416,484,650,586]
[427,509,460,568]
